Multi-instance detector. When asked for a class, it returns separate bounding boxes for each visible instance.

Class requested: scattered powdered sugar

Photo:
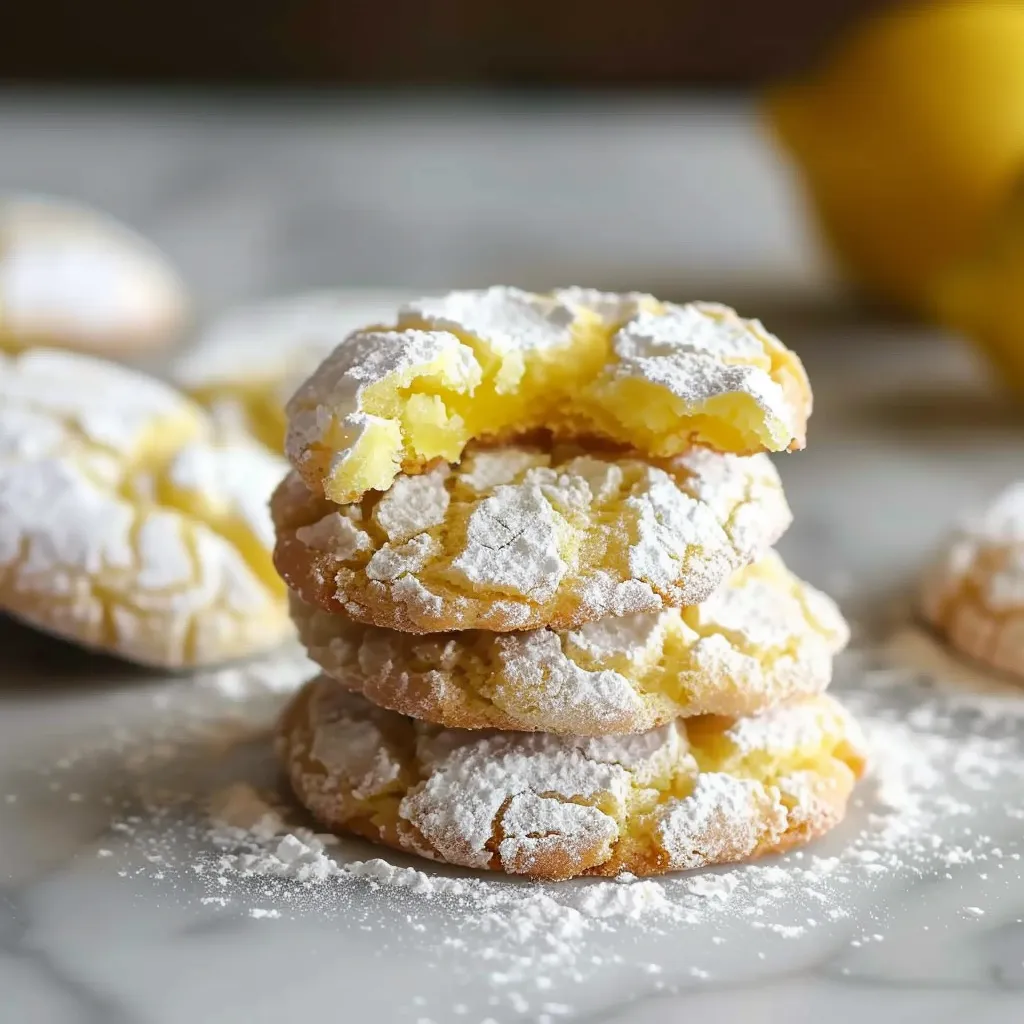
[20,631,1024,1017]
[160,659,1024,989]
[114,651,1024,912]
[203,783,708,927]
[573,877,674,919]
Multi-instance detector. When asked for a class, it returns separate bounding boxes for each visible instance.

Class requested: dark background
[2,0,900,86]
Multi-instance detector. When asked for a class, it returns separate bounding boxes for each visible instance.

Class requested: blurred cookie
[291,551,848,734]
[0,349,291,667]
[285,286,811,504]
[272,442,791,633]
[173,290,409,450]
[0,196,186,357]
[922,481,1024,677]
[278,678,866,880]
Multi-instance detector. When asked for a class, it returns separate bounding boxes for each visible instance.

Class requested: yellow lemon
[766,1,1024,313]
[930,175,1024,391]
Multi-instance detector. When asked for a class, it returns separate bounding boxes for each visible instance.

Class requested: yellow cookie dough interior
[298,297,807,504]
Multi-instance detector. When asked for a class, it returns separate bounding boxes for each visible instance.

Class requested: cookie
[278,678,866,880]
[922,481,1024,678]
[272,442,791,633]
[291,551,848,734]
[285,286,811,504]
[0,196,186,357]
[173,290,409,450]
[0,349,292,667]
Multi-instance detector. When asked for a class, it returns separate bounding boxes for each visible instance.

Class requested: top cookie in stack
[273,287,865,880]
[282,287,810,506]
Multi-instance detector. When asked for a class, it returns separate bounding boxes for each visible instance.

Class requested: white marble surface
[2,94,1024,1024]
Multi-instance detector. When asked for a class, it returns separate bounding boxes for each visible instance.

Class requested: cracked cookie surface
[0,349,291,667]
[292,551,848,734]
[923,481,1024,678]
[285,286,811,504]
[278,678,866,880]
[272,442,791,633]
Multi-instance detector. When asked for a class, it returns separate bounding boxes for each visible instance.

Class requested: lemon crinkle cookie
[0,349,291,667]
[291,551,848,734]
[285,286,811,504]
[272,442,791,633]
[0,196,186,357]
[922,481,1024,678]
[173,290,408,450]
[278,679,866,880]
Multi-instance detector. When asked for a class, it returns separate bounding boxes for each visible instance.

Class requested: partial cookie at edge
[0,195,187,357]
[922,480,1024,678]
[0,348,292,668]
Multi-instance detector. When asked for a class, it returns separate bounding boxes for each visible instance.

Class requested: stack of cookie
[272,287,866,880]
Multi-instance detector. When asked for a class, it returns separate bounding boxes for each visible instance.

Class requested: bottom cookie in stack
[277,678,866,880]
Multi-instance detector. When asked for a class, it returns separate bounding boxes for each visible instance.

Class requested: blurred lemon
[930,176,1024,391]
[766,1,1024,313]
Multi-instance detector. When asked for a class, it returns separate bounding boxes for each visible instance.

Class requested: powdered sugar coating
[373,468,451,543]
[0,349,292,667]
[273,443,792,633]
[554,286,658,325]
[712,691,865,757]
[292,551,849,734]
[278,680,865,880]
[0,195,186,356]
[458,448,548,493]
[284,286,811,503]
[448,482,568,601]
[286,328,480,489]
[400,286,577,354]
[922,481,1024,679]
[653,774,781,870]
[295,513,372,560]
